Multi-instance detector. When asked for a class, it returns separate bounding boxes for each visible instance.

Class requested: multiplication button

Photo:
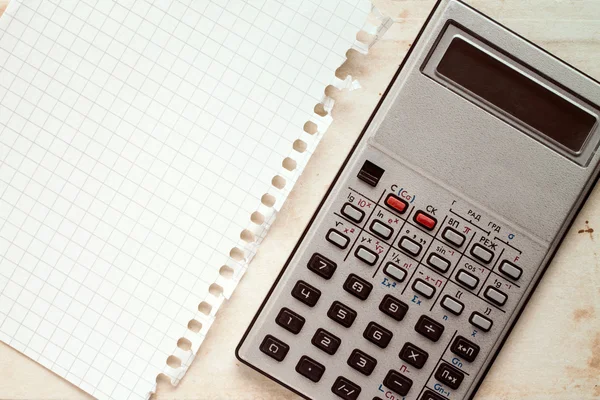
[442,227,465,247]
[327,229,349,249]
[341,203,364,223]
[399,342,428,369]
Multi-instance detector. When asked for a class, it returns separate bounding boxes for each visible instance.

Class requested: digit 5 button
[414,210,436,230]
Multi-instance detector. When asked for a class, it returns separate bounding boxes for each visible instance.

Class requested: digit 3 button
[347,349,377,376]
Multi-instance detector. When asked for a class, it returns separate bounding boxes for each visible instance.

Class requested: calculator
[236,1,600,399]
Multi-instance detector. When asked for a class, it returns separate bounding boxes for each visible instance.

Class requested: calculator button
[412,279,435,299]
[456,269,479,289]
[399,342,428,369]
[379,294,408,321]
[427,253,450,273]
[332,376,361,400]
[383,370,412,396]
[471,244,494,263]
[470,312,493,332]
[295,356,325,382]
[347,349,377,376]
[328,301,357,328]
[421,389,446,400]
[370,220,393,240]
[275,308,305,334]
[442,227,465,247]
[341,203,365,223]
[355,246,378,266]
[498,260,522,280]
[363,321,393,348]
[259,335,289,361]
[435,363,464,390]
[415,315,445,342]
[327,229,350,249]
[385,194,408,214]
[399,236,422,256]
[414,210,436,230]
[484,286,507,306]
[383,262,407,282]
[343,274,373,300]
[451,335,480,362]
[291,281,321,307]
[440,295,464,315]
[358,160,385,187]
[307,253,337,280]
[312,328,341,355]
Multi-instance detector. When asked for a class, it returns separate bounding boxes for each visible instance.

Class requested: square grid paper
[0,0,372,399]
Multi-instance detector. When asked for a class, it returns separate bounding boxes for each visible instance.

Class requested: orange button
[415,211,436,230]
[385,194,408,214]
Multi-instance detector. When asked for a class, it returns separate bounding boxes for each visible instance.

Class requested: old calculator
[236,1,600,399]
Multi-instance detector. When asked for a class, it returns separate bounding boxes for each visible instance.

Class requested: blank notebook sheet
[0,0,373,399]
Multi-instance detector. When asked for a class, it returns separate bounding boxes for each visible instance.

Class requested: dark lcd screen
[437,37,597,152]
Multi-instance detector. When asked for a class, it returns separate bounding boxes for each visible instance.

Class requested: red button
[415,211,436,230]
[385,194,408,214]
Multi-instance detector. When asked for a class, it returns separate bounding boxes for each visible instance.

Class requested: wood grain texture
[0,0,598,399]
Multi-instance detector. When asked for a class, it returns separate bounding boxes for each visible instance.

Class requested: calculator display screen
[436,37,597,152]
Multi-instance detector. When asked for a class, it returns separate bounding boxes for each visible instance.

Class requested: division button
[328,301,357,328]
[470,312,493,332]
[421,389,446,400]
[363,321,393,348]
[275,308,305,334]
[399,342,428,369]
[379,294,409,321]
[415,315,445,342]
[383,370,412,396]
[312,328,342,355]
[291,280,321,307]
[296,356,325,382]
[343,274,373,300]
[399,236,422,256]
[414,211,437,230]
[484,286,507,306]
[355,245,378,266]
[435,363,464,390]
[332,376,361,400]
[347,349,377,376]
[456,269,479,289]
[440,295,464,315]
[259,335,289,361]
[307,253,337,279]
[471,243,494,263]
[385,194,408,214]
[341,203,365,223]
[442,227,465,247]
[451,335,480,362]
[370,220,394,240]
[412,279,435,299]
[327,229,350,249]
[383,262,407,282]
[498,260,523,280]
[357,160,385,187]
[427,253,450,273]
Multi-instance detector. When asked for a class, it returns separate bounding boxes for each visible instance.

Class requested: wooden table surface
[1,0,599,399]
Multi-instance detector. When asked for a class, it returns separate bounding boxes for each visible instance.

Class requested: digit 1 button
[307,253,337,280]
[275,308,305,334]
[347,349,377,376]
[399,342,428,369]
[415,315,445,342]
[326,229,350,249]
[363,321,393,348]
[435,363,464,390]
[343,274,373,300]
[296,356,325,383]
[291,280,321,307]
[414,210,436,230]
[379,294,408,321]
[341,203,364,223]
[383,370,412,396]
[259,335,289,361]
[451,335,480,362]
[328,301,357,328]
[312,328,341,355]
[331,376,361,400]
[385,193,408,214]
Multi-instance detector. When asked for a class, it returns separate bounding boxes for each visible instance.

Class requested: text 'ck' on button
[414,210,436,230]
[259,335,289,362]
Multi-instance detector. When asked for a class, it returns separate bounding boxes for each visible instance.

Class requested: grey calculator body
[236,1,600,399]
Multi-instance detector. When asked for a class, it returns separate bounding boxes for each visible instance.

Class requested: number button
[275,308,305,334]
[259,335,289,362]
[295,356,325,382]
[331,376,361,400]
[379,294,408,321]
[399,342,428,369]
[451,335,480,362]
[363,321,393,348]
[415,315,445,342]
[328,301,357,328]
[312,328,341,355]
[383,370,412,396]
[343,274,373,300]
[291,280,321,307]
[347,349,377,376]
[307,253,337,279]
[435,363,464,390]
